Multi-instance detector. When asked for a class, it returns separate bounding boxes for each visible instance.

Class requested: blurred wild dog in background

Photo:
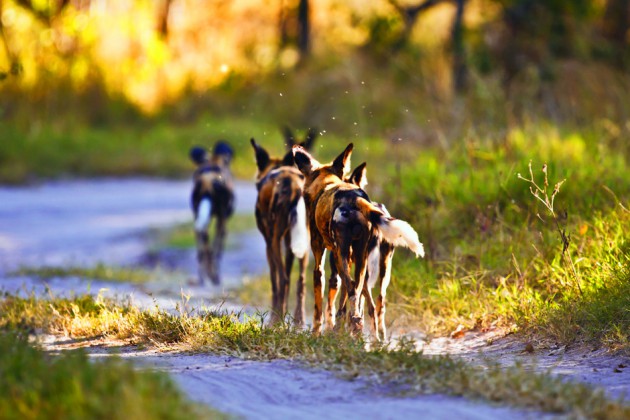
[251,128,317,325]
[189,142,235,285]
[293,144,424,337]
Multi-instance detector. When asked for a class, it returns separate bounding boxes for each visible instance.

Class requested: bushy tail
[271,173,309,258]
[290,196,309,258]
[356,198,425,257]
[195,198,212,232]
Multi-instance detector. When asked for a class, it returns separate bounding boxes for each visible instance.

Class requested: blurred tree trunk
[603,0,629,45]
[14,0,70,25]
[278,0,310,62]
[297,0,310,57]
[388,0,446,49]
[389,0,468,93]
[157,0,173,39]
[451,0,467,92]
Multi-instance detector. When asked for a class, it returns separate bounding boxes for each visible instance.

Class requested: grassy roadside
[0,331,222,419]
[376,124,630,352]
[1,293,627,419]
[12,263,155,283]
[0,115,274,184]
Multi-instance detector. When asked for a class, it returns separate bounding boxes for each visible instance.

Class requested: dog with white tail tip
[189,142,235,285]
[250,128,318,325]
[292,143,424,339]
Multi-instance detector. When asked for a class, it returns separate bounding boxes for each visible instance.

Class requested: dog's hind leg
[272,221,293,320]
[361,279,378,340]
[210,215,227,285]
[195,230,213,285]
[284,235,295,283]
[352,239,373,336]
[294,254,307,326]
[376,243,395,340]
[334,279,347,330]
[333,238,362,334]
[311,236,326,334]
[326,252,340,330]
[264,237,281,324]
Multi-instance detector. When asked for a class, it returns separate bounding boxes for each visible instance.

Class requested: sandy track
[142,354,538,419]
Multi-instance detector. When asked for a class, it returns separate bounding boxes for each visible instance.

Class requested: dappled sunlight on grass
[381,126,630,351]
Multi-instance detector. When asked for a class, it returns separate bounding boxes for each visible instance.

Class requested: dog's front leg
[326,252,340,330]
[376,243,395,341]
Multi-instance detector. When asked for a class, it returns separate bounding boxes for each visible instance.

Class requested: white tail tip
[195,198,212,232]
[379,218,425,258]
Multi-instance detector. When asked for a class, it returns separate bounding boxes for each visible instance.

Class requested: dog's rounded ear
[349,162,368,189]
[331,143,353,178]
[292,145,313,175]
[282,126,295,150]
[301,127,318,150]
[213,141,233,162]
[281,150,295,167]
[189,146,208,166]
[251,138,270,173]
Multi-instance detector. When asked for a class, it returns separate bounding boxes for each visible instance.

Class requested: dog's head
[250,138,297,179]
[189,142,234,213]
[189,141,233,168]
[282,126,318,152]
[292,143,353,183]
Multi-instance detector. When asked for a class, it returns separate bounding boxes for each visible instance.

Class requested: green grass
[379,124,630,351]
[0,293,628,419]
[0,115,277,184]
[12,263,155,283]
[0,331,219,420]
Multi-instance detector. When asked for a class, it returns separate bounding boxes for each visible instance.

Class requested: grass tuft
[1,293,628,418]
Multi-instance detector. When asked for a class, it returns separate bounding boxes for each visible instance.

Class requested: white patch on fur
[377,218,425,258]
[195,198,212,232]
[381,254,392,291]
[333,207,345,222]
[290,196,309,258]
[367,246,380,289]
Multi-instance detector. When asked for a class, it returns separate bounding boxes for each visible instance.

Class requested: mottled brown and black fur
[293,144,424,336]
[251,130,316,325]
[327,163,397,340]
[189,142,235,285]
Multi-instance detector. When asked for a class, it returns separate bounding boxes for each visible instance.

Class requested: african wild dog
[326,162,397,340]
[293,144,424,336]
[189,142,235,285]
[251,129,317,325]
